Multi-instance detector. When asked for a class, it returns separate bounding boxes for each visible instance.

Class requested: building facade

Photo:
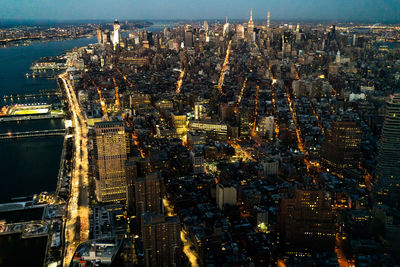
[374,94,400,205]
[135,172,163,220]
[216,183,237,210]
[279,187,336,253]
[94,121,127,202]
[142,213,181,267]
[320,121,362,172]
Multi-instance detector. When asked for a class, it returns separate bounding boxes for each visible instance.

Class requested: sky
[0,0,399,22]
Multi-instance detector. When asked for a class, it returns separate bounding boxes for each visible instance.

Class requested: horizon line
[0,18,399,24]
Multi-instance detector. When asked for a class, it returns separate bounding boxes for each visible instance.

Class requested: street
[59,68,90,266]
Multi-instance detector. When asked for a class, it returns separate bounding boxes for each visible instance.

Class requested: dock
[0,113,63,122]
[0,220,49,239]
[2,90,61,101]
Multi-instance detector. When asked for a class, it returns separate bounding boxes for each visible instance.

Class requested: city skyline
[1,0,400,22]
[2,1,400,265]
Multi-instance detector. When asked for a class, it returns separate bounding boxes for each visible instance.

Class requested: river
[0,36,97,203]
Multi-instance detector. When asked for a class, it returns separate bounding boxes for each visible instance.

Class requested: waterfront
[0,36,97,99]
[0,36,97,204]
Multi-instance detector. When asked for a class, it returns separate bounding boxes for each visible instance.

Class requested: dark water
[0,233,47,267]
[0,36,96,203]
[0,136,64,202]
[0,119,64,133]
[0,207,44,224]
[0,36,97,97]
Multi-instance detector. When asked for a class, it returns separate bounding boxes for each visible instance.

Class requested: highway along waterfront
[0,36,96,203]
[59,68,89,266]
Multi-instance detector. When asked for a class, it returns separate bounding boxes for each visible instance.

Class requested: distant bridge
[150,24,177,27]
[0,129,65,140]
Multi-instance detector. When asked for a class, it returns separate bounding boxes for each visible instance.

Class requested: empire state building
[248,8,254,33]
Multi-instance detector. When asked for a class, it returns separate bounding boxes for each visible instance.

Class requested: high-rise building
[102,30,111,44]
[320,121,362,172]
[223,17,230,37]
[282,33,291,57]
[374,94,400,205]
[352,34,357,46]
[135,172,163,220]
[146,31,153,46]
[248,8,254,33]
[96,27,103,44]
[247,9,255,42]
[125,159,138,215]
[236,25,245,39]
[267,11,270,28]
[203,20,209,32]
[184,27,193,48]
[216,183,237,210]
[279,186,336,253]
[335,50,341,64]
[94,121,127,202]
[194,101,205,120]
[239,108,250,138]
[328,24,336,43]
[190,145,205,174]
[112,19,120,46]
[141,213,181,267]
[257,115,275,139]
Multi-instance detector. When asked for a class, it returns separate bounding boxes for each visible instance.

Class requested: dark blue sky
[1,0,399,22]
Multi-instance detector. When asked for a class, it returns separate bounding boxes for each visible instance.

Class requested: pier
[0,113,63,122]
[0,220,49,239]
[0,129,65,140]
[2,90,61,101]
[30,64,66,71]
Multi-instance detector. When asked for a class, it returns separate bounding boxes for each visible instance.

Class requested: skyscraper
[247,9,255,43]
[320,121,362,172]
[184,27,193,48]
[216,183,237,210]
[96,27,103,44]
[94,121,127,202]
[125,159,138,215]
[142,213,181,267]
[135,172,163,219]
[203,20,209,32]
[102,29,111,44]
[223,17,230,37]
[248,8,254,33]
[267,11,270,28]
[239,108,250,138]
[112,19,120,47]
[236,25,245,39]
[374,94,400,205]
